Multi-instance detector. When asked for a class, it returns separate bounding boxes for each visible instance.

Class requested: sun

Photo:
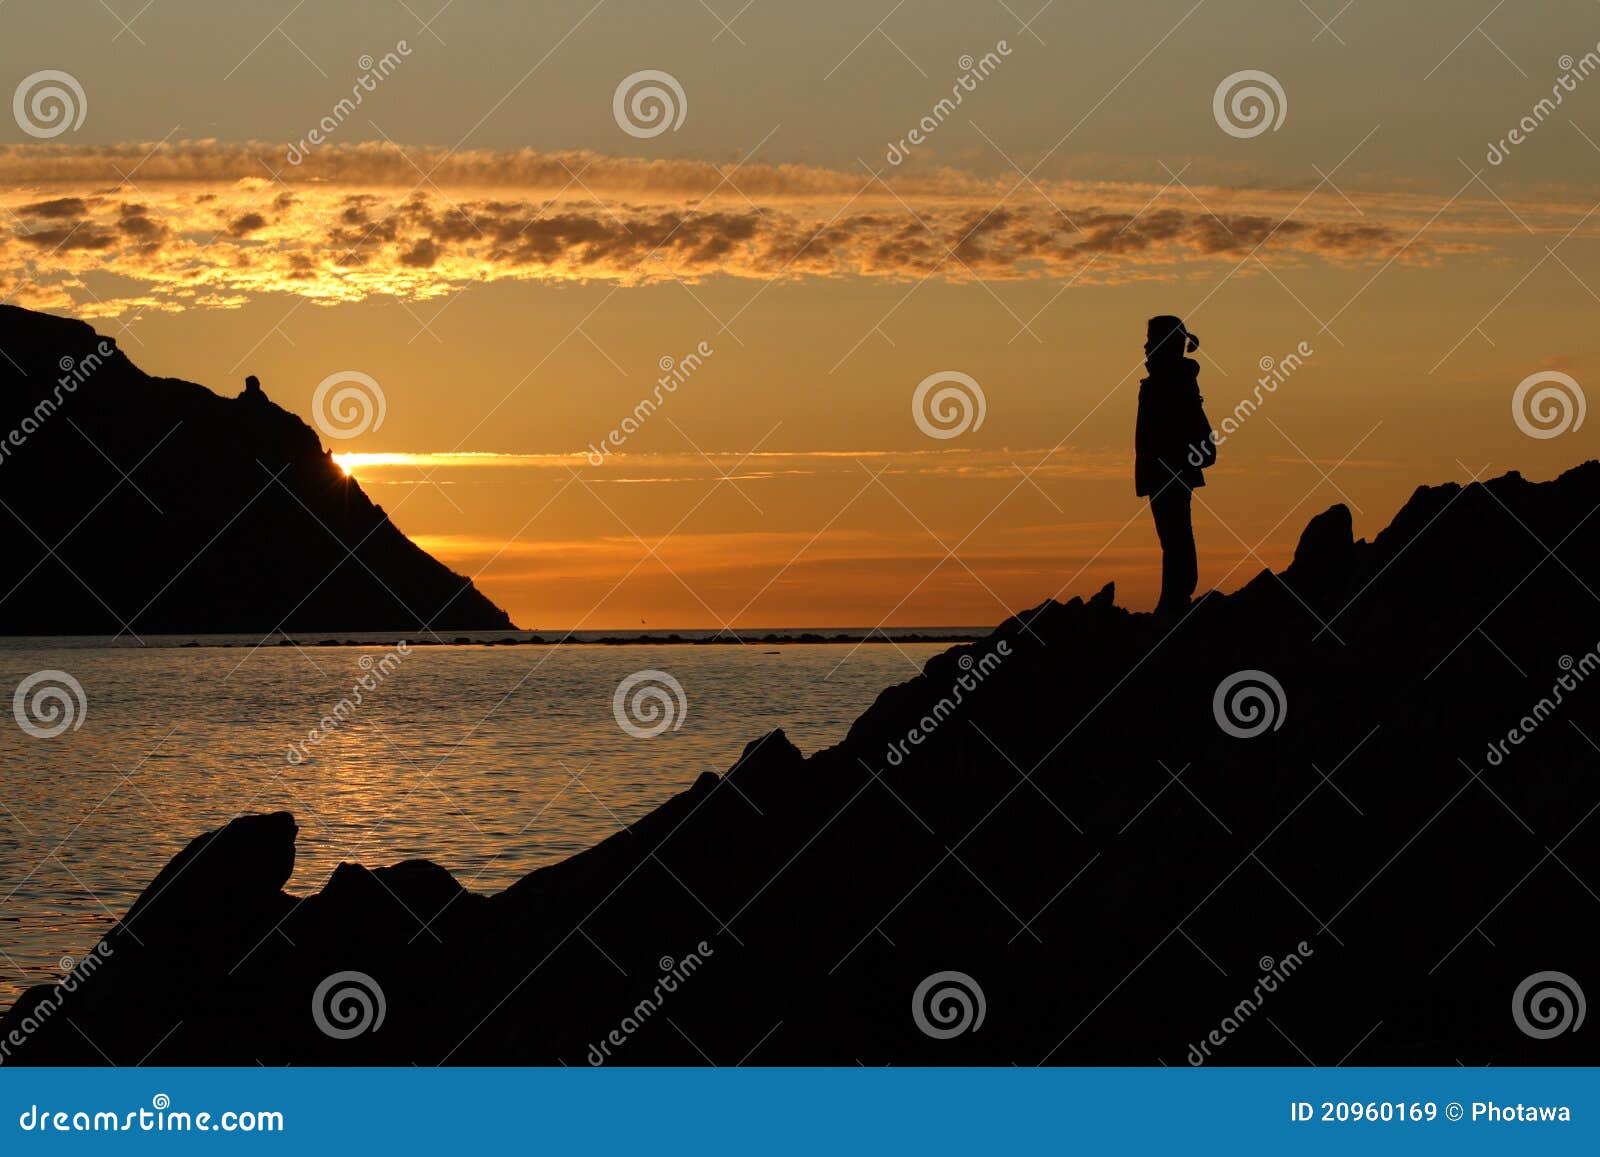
[332,453,356,477]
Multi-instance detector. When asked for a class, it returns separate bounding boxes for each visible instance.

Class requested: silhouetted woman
[1135,315,1213,616]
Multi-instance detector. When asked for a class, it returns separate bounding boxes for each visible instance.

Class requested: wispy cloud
[0,140,1562,316]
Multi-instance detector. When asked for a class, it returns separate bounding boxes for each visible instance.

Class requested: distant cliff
[0,305,513,634]
[4,461,1597,1065]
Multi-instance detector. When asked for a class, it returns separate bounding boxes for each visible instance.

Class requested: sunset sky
[4,0,1597,628]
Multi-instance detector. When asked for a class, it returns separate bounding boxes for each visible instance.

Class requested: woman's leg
[1150,486,1197,612]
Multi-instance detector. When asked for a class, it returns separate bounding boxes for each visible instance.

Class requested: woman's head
[1145,315,1199,363]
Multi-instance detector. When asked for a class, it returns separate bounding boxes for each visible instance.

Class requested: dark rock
[1293,502,1353,571]
[0,305,515,635]
[1284,502,1356,594]
[121,810,298,933]
[6,461,1600,1067]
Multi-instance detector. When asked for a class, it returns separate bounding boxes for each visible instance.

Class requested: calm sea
[0,632,965,1003]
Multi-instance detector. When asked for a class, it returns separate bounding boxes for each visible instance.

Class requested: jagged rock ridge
[4,461,1599,1065]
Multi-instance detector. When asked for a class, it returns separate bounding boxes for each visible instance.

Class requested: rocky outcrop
[5,463,1599,1066]
[0,305,514,634]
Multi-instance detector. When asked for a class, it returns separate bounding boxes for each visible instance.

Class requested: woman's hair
[1146,314,1199,355]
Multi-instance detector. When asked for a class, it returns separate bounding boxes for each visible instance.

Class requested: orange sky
[4,1,1597,628]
